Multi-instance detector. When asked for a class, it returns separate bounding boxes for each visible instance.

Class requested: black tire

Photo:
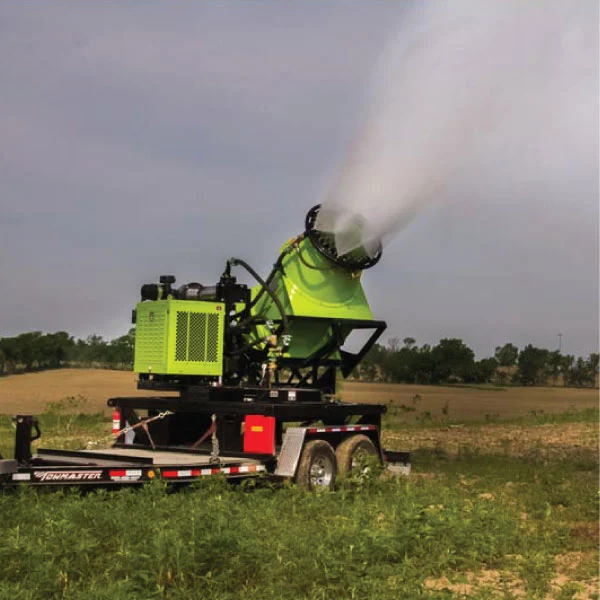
[295,439,337,491]
[335,434,379,478]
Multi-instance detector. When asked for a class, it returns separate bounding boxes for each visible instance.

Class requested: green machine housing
[134,205,386,396]
[134,300,225,377]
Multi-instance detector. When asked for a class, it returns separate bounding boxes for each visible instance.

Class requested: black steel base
[108,395,385,422]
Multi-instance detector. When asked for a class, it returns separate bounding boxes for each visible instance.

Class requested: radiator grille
[175,311,220,363]
[189,312,206,361]
[206,314,219,362]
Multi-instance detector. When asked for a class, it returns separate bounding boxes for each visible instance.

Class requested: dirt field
[0,369,176,415]
[0,369,597,419]
[342,380,598,421]
[384,421,598,461]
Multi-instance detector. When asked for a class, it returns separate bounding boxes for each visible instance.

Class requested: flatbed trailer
[0,396,410,490]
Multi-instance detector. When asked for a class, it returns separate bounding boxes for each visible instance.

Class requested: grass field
[0,370,598,599]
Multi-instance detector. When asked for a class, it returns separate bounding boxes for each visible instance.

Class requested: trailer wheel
[295,440,336,491]
[335,434,378,478]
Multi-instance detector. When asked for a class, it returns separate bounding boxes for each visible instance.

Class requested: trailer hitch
[14,415,41,465]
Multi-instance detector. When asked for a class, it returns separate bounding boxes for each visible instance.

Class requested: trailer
[0,396,409,490]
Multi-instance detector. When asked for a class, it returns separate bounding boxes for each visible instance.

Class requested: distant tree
[410,344,434,384]
[494,343,519,367]
[86,334,108,363]
[470,357,499,384]
[389,344,416,383]
[361,343,386,381]
[587,353,599,375]
[381,341,399,382]
[16,332,44,371]
[564,353,598,388]
[106,328,135,366]
[545,350,563,386]
[516,345,550,385]
[560,354,575,375]
[403,337,416,349]
[430,338,475,384]
[495,369,509,386]
[0,337,19,374]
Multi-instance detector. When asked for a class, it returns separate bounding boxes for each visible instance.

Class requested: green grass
[1,466,592,600]
[0,402,597,599]
[0,396,109,459]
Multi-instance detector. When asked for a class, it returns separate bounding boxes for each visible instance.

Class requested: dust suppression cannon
[133,205,386,400]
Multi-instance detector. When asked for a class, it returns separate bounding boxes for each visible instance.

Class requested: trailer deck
[34,447,265,467]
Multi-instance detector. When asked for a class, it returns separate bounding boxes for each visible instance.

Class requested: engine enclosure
[134,300,225,377]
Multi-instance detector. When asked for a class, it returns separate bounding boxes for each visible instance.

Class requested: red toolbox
[243,415,276,454]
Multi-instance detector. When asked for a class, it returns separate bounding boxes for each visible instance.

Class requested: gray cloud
[1,2,597,357]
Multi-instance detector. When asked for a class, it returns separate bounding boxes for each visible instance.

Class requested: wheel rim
[309,455,334,489]
[350,447,375,475]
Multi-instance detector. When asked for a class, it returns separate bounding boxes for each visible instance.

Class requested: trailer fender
[274,427,307,478]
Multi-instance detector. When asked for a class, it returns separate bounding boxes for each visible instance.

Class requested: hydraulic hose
[225,257,289,338]
[233,240,295,318]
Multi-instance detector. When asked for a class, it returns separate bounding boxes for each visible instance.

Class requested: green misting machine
[2,205,409,491]
[133,204,386,399]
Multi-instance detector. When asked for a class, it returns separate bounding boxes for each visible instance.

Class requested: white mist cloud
[318,1,597,257]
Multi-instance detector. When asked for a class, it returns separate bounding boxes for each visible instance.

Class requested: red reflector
[161,470,178,478]
[109,469,126,477]
[244,415,275,454]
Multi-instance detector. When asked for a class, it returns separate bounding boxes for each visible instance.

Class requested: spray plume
[316,1,597,257]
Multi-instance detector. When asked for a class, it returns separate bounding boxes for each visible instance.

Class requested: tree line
[0,330,135,374]
[0,330,598,388]
[355,338,599,388]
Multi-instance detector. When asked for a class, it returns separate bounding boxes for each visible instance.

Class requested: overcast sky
[1,2,598,358]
